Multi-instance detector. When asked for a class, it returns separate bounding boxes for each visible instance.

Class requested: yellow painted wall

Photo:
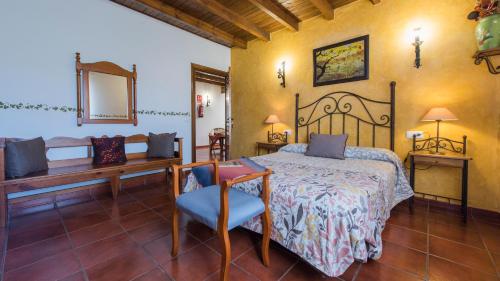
[231,0,500,212]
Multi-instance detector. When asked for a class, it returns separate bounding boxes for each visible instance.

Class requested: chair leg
[261,211,271,266]
[171,207,179,257]
[219,229,231,281]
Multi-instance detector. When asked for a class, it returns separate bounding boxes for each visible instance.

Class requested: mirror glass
[88,71,129,120]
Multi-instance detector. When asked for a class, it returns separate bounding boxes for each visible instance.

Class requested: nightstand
[409,135,472,222]
[256,142,287,155]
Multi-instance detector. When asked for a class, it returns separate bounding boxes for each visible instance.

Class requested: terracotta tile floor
[196,147,223,162]
[0,184,499,281]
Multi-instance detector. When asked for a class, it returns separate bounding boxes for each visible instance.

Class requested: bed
[184,81,414,277]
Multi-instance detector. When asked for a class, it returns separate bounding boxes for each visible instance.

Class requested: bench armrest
[0,144,4,182]
[174,138,183,160]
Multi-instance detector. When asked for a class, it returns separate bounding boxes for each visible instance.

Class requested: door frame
[190,63,230,162]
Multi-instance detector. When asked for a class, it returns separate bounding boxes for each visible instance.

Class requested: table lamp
[264,114,280,134]
[421,107,458,154]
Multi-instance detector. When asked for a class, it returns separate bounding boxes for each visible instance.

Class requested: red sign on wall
[196,95,202,104]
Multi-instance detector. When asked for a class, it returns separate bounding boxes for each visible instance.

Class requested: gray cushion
[304,133,348,160]
[147,132,177,158]
[5,137,49,178]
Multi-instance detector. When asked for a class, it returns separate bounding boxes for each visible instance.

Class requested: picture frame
[313,35,369,86]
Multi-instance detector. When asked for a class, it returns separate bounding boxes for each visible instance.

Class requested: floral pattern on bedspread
[279,144,414,206]
[183,146,413,277]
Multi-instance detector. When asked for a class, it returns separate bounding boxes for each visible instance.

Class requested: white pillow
[278,143,308,154]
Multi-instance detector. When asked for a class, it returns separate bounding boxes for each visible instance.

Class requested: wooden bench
[0,134,183,227]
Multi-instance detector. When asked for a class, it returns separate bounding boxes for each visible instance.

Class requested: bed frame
[295,81,396,151]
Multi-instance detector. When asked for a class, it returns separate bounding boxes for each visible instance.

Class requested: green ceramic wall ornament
[476,13,500,51]
[468,0,499,51]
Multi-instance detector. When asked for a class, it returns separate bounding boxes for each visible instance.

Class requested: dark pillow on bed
[5,137,49,178]
[91,137,127,165]
[305,133,348,160]
[147,132,176,158]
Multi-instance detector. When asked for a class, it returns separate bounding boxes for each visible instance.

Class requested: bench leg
[165,167,170,187]
[0,190,6,228]
[110,176,120,200]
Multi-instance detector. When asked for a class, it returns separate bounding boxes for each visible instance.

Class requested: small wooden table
[256,142,287,155]
[209,134,226,159]
[409,151,472,222]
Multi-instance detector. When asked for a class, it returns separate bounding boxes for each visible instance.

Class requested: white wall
[0,0,230,164]
[195,82,226,146]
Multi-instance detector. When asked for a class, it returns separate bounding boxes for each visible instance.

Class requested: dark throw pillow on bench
[305,133,348,160]
[91,137,127,165]
[147,132,176,158]
[5,137,49,178]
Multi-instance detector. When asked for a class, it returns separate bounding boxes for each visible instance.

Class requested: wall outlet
[406,131,425,139]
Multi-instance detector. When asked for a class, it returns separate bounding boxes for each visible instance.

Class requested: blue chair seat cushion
[176,185,265,231]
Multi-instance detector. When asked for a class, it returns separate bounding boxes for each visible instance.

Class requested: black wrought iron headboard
[295,81,396,151]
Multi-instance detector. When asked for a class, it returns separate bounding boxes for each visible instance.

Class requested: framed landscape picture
[313,35,369,86]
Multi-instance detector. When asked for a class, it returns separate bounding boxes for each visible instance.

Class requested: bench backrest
[0,134,183,181]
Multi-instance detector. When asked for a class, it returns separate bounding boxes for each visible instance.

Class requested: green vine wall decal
[0,101,190,117]
[0,101,77,112]
[137,109,190,117]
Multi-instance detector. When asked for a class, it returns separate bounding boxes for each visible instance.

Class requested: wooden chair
[171,160,272,281]
[208,128,226,158]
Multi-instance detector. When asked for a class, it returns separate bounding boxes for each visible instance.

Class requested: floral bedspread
[184,144,413,277]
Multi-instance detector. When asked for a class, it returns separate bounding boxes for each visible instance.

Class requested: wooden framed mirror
[76,53,137,126]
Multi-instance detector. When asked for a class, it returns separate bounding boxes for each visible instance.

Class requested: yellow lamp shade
[264,114,280,124]
[421,107,458,122]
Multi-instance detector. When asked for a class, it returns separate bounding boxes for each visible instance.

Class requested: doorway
[191,63,231,163]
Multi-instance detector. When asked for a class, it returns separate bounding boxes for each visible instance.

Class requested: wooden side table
[256,142,287,155]
[409,151,472,222]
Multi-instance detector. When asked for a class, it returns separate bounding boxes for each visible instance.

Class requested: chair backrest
[0,134,183,180]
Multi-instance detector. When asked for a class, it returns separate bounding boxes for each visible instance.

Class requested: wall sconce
[412,27,424,68]
[206,95,211,107]
[277,61,286,88]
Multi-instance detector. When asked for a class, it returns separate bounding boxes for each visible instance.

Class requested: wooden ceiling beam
[247,0,299,31]
[192,0,270,41]
[369,0,381,4]
[130,0,247,48]
[308,0,334,20]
